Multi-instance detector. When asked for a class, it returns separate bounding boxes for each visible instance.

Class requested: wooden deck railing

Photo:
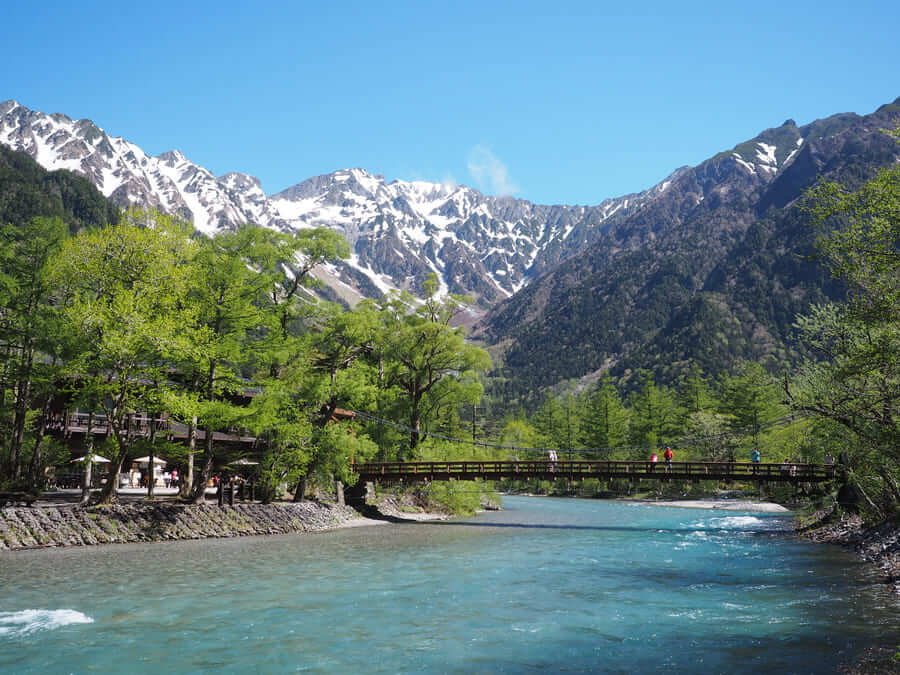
[46,411,258,447]
[352,460,839,483]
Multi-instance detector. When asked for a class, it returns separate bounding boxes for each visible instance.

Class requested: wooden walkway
[353,460,838,484]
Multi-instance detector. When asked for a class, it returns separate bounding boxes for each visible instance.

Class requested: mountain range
[1,99,671,308]
[3,96,899,398]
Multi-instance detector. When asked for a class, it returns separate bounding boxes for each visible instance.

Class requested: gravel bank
[639,498,791,512]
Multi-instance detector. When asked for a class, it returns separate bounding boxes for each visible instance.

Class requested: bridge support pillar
[335,480,344,506]
[344,480,375,507]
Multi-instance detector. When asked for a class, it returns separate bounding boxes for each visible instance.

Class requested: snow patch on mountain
[756,142,778,166]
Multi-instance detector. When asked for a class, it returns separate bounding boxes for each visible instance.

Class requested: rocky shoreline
[0,501,366,551]
[799,510,900,595]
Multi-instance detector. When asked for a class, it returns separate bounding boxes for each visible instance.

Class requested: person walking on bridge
[751,448,761,474]
[663,446,674,471]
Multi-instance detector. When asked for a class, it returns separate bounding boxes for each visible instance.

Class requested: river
[0,496,895,673]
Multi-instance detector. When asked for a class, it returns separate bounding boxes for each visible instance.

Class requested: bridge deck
[353,460,837,483]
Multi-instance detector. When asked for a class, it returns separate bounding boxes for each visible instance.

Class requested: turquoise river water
[0,496,896,673]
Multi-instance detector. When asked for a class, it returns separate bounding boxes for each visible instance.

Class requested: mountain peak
[157,149,187,164]
[220,171,262,190]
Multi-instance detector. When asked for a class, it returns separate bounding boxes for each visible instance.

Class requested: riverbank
[799,509,900,595]
[0,501,380,551]
[805,511,900,675]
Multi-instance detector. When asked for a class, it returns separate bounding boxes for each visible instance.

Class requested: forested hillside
[0,145,119,230]
[478,98,900,401]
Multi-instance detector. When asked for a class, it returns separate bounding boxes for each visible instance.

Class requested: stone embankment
[0,501,362,551]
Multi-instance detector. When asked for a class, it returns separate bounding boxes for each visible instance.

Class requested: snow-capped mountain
[0,99,683,306]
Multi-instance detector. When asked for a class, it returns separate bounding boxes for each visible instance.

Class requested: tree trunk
[96,413,131,504]
[80,412,95,505]
[97,449,127,504]
[10,374,32,479]
[191,452,214,504]
[0,345,9,476]
[190,360,218,503]
[294,475,306,503]
[147,412,158,500]
[189,419,216,504]
[27,397,53,487]
[180,416,197,499]
[409,413,421,457]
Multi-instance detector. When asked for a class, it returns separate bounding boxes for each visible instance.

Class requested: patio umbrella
[134,456,167,465]
[70,454,111,463]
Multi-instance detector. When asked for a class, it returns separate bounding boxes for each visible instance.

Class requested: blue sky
[6,1,899,205]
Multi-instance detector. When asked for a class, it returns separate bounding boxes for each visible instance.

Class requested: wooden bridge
[352,460,839,484]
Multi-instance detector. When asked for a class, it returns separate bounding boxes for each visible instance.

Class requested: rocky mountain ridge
[2,99,674,306]
[477,97,900,397]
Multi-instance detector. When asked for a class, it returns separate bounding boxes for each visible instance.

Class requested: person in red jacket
[663,446,674,471]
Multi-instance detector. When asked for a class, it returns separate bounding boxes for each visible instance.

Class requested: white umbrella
[134,456,167,465]
[70,454,111,463]
[232,459,259,465]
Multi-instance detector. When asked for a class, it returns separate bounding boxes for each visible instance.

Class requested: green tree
[378,275,491,457]
[683,410,737,462]
[247,227,350,379]
[627,371,683,453]
[532,396,565,452]
[499,418,543,459]
[580,376,630,457]
[175,226,271,502]
[718,361,784,450]
[246,227,352,500]
[48,210,195,503]
[677,364,718,416]
[786,151,900,513]
[0,217,69,483]
[290,301,381,498]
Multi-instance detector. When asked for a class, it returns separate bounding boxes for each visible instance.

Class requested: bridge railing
[352,460,838,482]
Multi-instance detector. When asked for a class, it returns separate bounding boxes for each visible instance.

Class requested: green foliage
[45,210,196,500]
[0,145,119,233]
[378,275,491,457]
[499,419,543,459]
[0,216,70,481]
[580,375,629,456]
[532,395,582,454]
[786,137,900,518]
[718,361,785,442]
[419,481,486,515]
[627,371,683,451]
[683,410,737,462]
